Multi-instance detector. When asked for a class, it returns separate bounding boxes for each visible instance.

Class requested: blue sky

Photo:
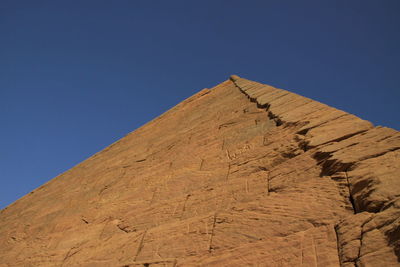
[1,0,399,209]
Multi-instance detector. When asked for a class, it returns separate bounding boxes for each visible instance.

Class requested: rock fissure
[344,171,357,214]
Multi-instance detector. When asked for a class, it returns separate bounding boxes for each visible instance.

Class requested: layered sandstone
[0,76,399,266]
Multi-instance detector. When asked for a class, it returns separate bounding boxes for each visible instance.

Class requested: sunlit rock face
[0,76,399,266]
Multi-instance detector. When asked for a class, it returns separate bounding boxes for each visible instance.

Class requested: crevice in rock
[386,217,400,261]
[296,114,349,136]
[297,128,310,136]
[296,137,309,152]
[266,172,270,196]
[230,80,298,131]
[306,129,370,150]
[319,160,353,177]
[344,171,357,214]
[380,196,400,212]
[358,147,400,162]
[267,111,283,126]
[315,145,400,179]
[353,218,372,266]
[334,224,346,266]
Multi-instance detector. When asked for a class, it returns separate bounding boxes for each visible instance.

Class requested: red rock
[0,76,398,266]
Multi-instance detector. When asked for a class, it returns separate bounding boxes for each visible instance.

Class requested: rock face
[0,76,399,266]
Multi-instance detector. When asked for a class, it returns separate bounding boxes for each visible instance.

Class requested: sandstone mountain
[0,76,399,266]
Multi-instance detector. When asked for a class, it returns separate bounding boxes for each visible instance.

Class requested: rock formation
[0,76,399,266]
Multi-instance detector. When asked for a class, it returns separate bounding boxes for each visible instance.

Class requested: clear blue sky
[1,1,399,209]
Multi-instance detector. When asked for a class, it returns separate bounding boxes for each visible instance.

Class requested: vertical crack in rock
[344,171,357,214]
[354,217,372,267]
[208,213,218,253]
[334,225,343,267]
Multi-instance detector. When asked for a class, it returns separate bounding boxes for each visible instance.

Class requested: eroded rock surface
[0,76,398,266]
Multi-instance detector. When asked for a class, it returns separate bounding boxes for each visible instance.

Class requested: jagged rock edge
[229,74,400,266]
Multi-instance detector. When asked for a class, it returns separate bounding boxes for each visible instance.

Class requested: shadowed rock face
[0,76,399,266]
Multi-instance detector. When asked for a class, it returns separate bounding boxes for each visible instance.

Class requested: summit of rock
[0,76,399,266]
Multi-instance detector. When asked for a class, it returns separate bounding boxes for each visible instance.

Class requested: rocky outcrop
[231,75,400,266]
[0,76,398,266]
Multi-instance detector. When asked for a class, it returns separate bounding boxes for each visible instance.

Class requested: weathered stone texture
[231,75,400,266]
[0,76,398,266]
